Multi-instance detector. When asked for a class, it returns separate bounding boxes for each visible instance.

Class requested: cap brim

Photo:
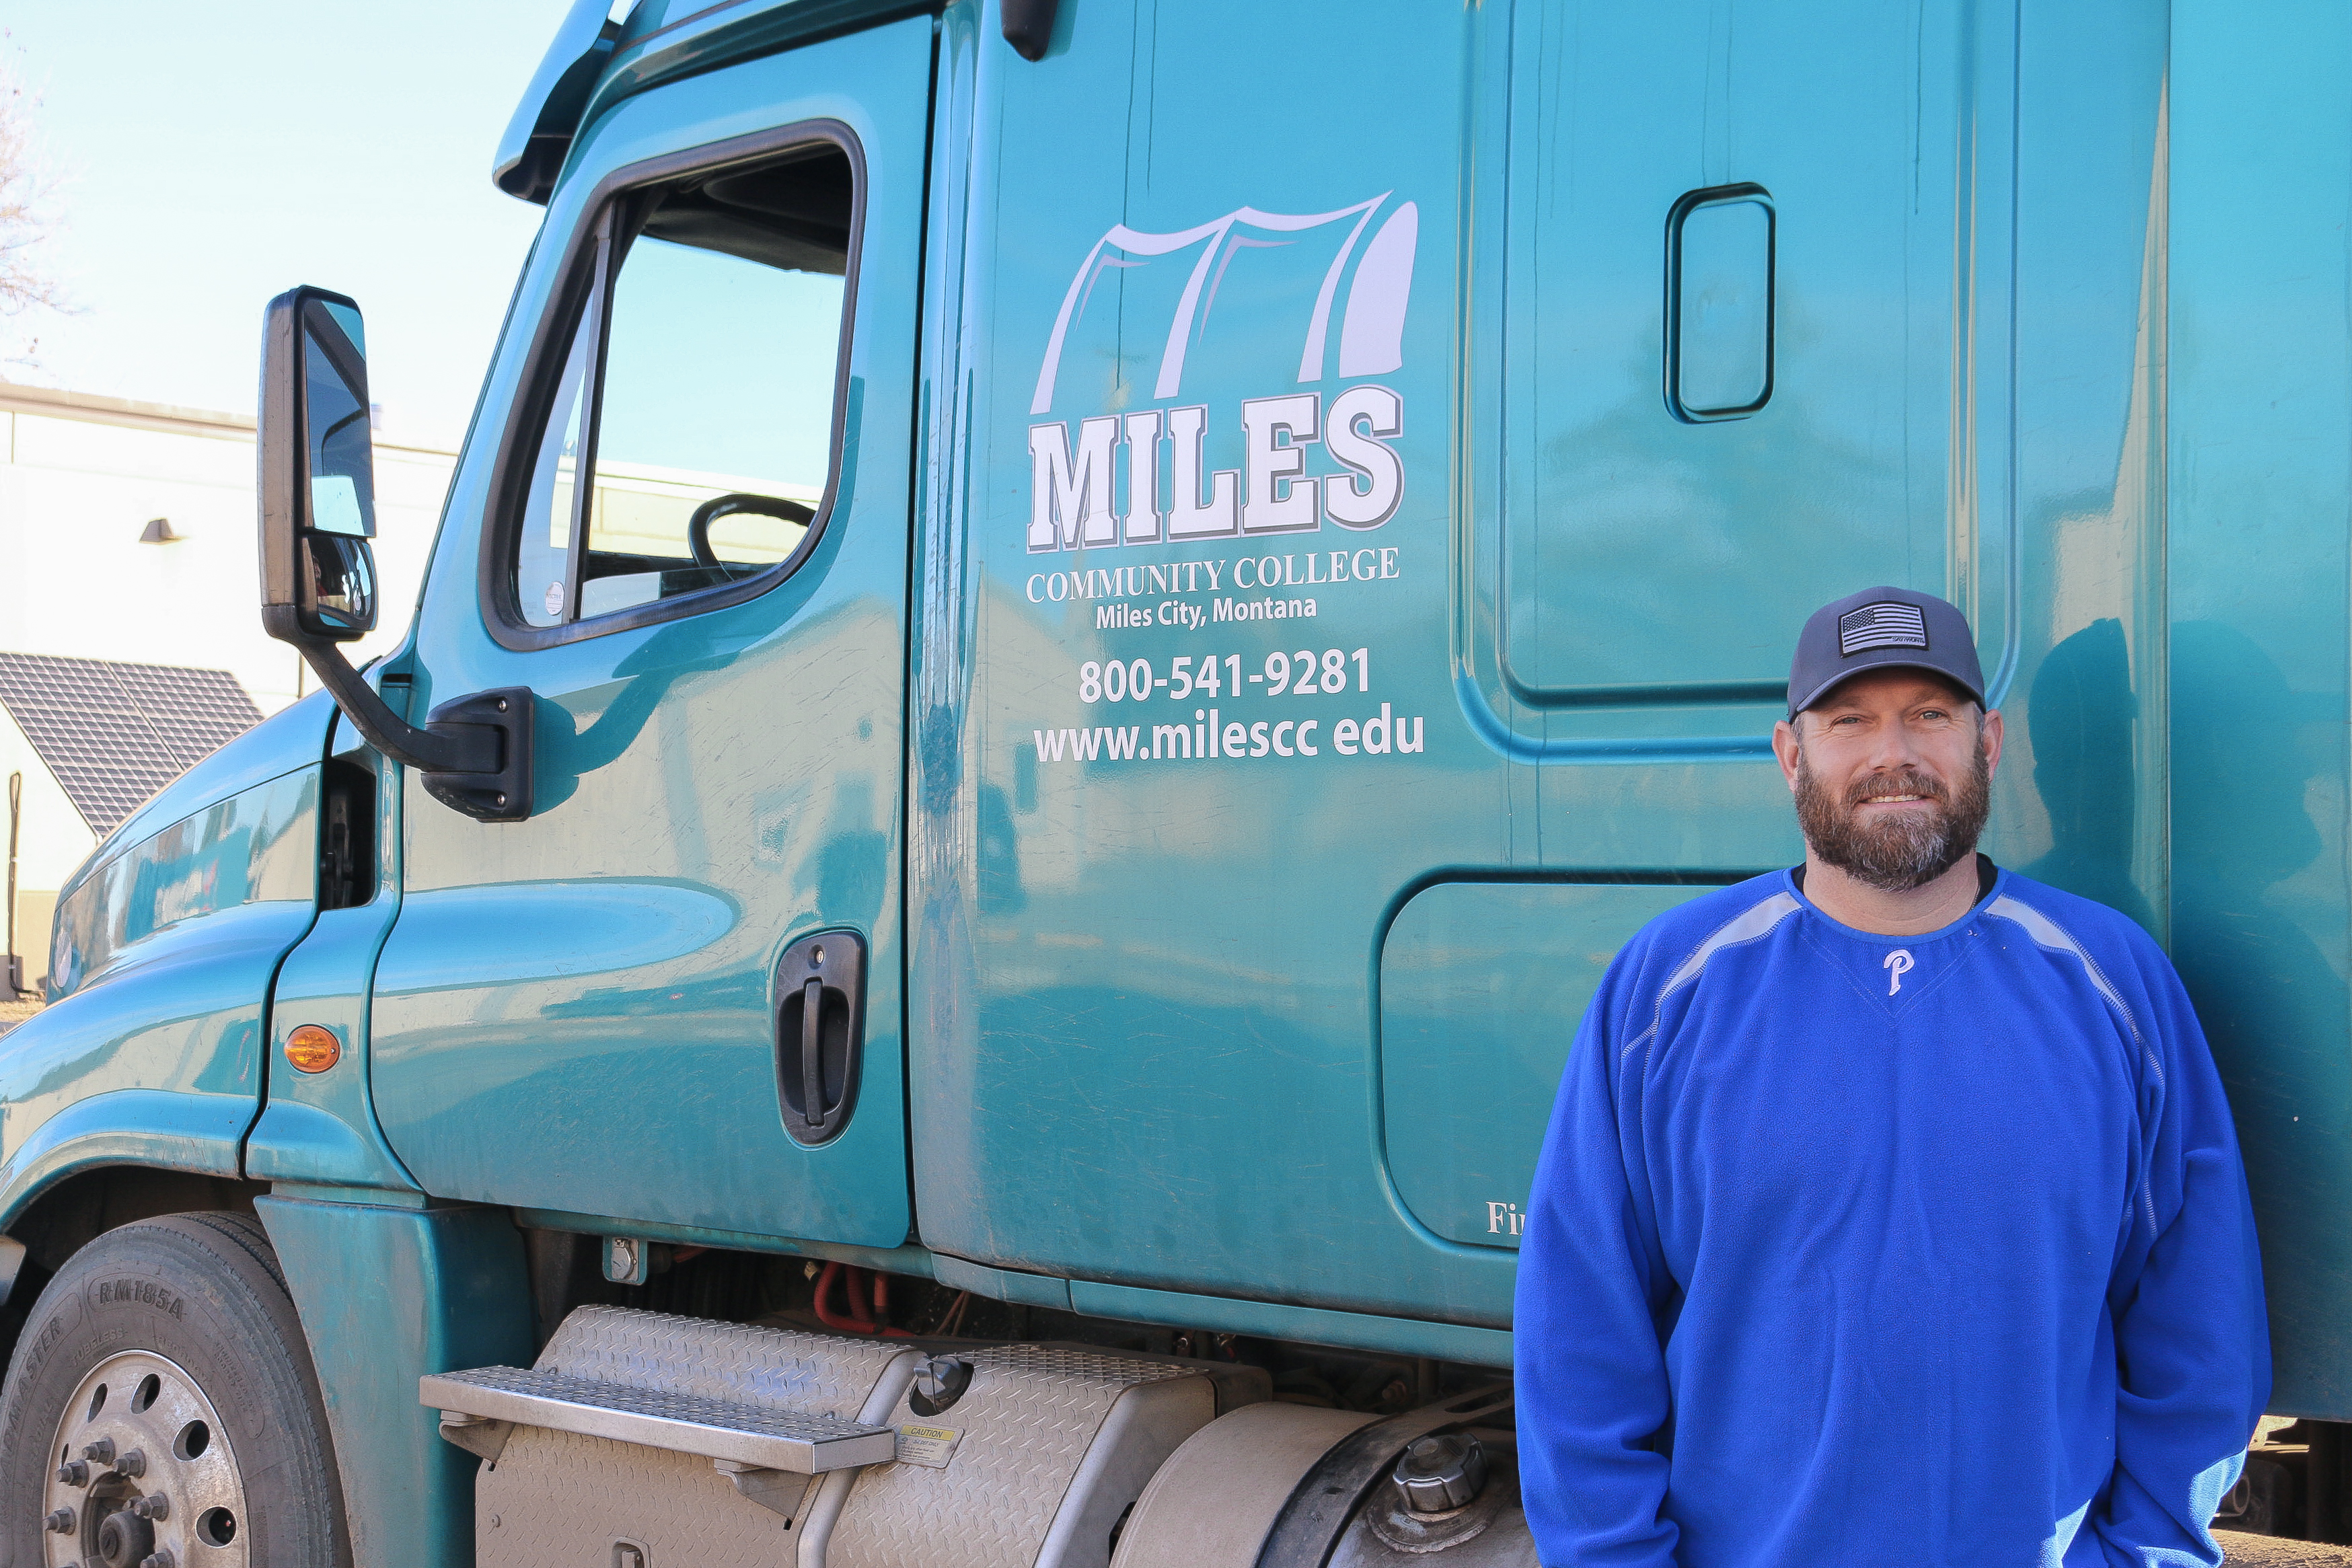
[1790,656,1987,719]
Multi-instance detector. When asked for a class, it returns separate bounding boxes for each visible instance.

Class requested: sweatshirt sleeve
[1514,957,1679,1567]
[2088,951,2271,1567]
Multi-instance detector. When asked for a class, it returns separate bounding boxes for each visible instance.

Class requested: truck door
[365,17,930,1249]
[918,0,2059,1333]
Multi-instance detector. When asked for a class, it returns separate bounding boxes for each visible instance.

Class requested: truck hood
[55,688,338,909]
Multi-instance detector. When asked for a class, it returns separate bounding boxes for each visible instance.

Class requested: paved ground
[2221,1532,2352,1565]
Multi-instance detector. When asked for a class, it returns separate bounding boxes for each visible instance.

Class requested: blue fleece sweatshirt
[1514,866,2269,1567]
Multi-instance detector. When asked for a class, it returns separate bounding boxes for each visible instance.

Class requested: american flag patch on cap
[1838,601,1930,656]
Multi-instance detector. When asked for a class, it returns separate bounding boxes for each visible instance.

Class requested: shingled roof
[0,652,263,835]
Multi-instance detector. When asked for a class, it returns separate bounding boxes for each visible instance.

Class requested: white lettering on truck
[1028,416,1119,551]
[1028,394,1403,552]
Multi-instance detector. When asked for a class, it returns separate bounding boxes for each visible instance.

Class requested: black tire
[0,1211,350,1567]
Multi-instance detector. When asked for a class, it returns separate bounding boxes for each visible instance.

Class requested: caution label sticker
[896,1423,962,1468]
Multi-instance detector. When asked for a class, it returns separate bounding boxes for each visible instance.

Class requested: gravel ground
[2221,1532,2352,1565]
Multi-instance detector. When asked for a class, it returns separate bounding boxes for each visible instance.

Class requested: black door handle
[774,931,867,1146]
[801,977,828,1137]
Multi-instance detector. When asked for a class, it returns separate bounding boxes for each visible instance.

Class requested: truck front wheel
[0,1212,349,1567]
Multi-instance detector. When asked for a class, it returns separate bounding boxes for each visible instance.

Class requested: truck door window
[507,137,856,632]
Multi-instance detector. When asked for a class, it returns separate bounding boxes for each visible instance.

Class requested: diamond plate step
[421,1364,899,1473]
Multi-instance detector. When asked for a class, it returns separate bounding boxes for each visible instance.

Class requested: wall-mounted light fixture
[138,517,181,544]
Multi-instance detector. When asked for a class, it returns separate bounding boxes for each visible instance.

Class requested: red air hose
[812,1262,912,1336]
[813,1261,874,1332]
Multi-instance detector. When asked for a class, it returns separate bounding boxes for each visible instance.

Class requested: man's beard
[1794,735,1991,893]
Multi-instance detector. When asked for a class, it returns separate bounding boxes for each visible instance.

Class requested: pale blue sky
[5,4,569,447]
[600,237,846,486]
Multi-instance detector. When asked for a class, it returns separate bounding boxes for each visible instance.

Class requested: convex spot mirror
[259,286,379,641]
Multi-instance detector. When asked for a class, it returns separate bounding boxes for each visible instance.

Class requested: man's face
[1770,671,2005,892]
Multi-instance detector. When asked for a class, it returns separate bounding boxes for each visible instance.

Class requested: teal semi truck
[1,0,2345,1562]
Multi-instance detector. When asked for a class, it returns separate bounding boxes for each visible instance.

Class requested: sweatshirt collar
[1781,855,2004,946]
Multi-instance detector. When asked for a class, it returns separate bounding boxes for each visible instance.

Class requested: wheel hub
[93,1505,152,1566]
[42,1350,247,1567]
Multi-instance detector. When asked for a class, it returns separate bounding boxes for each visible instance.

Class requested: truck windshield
[513,140,854,628]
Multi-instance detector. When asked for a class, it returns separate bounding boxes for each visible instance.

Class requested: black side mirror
[258,287,535,822]
[260,288,379,642]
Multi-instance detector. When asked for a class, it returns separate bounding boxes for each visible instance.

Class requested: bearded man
[1514,587,2269,1567]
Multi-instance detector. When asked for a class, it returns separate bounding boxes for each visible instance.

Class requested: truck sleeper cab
[0,0,2342,1562]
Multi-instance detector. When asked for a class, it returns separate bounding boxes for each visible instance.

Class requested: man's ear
[1772,717,1803,793]
[1979,708,2005,776]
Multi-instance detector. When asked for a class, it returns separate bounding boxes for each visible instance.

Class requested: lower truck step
[420,1364,901,1472]
[420,1304,1268,1568]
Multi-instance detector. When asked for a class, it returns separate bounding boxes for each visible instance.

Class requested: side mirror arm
[268,612,481,772]
[269,616,535,823]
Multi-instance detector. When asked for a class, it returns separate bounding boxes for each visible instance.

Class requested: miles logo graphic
[1028,196,1417,554]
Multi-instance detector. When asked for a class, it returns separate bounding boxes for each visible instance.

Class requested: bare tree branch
[0,33,69,367]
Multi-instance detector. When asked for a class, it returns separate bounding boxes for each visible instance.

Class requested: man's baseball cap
[1787,586,1987,719]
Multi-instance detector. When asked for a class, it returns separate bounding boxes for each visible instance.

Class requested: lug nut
[55,1458,88,1485]
[142,1551,177,1568]
[131,1492,170,1520]
[44,1505,73,1532]
[116,1448,146,1478]
[83,1436,115,1464]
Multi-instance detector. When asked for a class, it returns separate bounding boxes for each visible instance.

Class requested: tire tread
[0,1209,352,1568]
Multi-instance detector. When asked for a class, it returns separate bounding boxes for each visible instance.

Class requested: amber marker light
[285,1025,342,1074]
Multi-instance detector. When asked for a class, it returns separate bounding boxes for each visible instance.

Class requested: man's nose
[1860,722,1927,774]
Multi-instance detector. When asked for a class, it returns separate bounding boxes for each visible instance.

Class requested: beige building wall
[1,708,83,992]
[0,382,459,989]
[0,382,456,712]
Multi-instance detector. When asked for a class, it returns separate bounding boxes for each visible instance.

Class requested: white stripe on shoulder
[1627,893,1806,1067]
[1983,895,2144,1049]
[1657,891,1803,1004]
[1629,891,1803,1061]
